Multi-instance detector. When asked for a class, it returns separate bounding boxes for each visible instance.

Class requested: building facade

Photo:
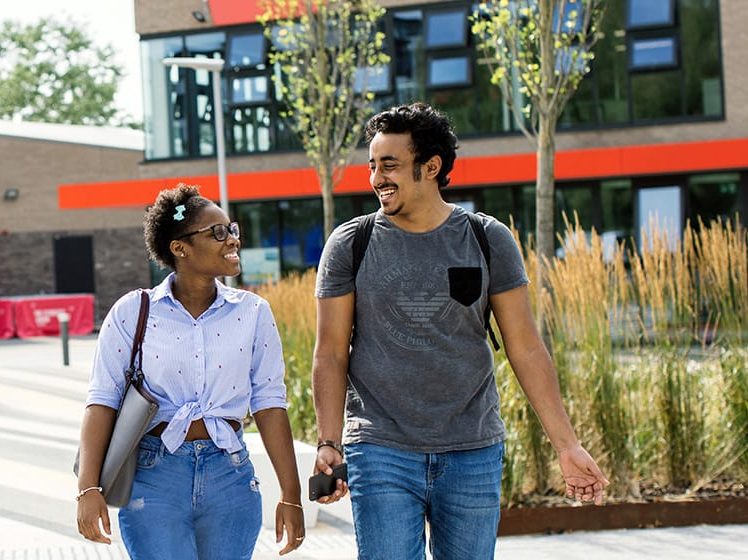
[3,0,746,319]
[121,0,746,284]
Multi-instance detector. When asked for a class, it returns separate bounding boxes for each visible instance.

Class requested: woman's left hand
[275,501,306,555]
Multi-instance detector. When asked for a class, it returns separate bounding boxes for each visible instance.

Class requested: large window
[560,0,722,128]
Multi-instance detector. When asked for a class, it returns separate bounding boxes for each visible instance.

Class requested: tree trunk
[535,114,556,349]
[319,163,335,241]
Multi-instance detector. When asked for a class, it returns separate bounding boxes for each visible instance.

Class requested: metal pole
[212,69,229,218]
[58,312,70,366]
[211,69,234,287]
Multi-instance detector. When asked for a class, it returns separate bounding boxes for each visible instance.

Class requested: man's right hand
[313,446,348,504]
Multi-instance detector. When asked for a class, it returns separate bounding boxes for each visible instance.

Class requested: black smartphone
[308,463,348,501]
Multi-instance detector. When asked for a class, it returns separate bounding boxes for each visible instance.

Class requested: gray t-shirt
[315,205,528,452]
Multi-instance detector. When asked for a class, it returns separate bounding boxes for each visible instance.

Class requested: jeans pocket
[448,267,482,306]
[136,447,160,470]
[229,448,250,469]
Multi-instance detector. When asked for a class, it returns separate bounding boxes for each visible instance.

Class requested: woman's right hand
[76,490,112,544]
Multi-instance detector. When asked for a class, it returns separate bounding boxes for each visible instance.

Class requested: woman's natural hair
[364,102,458,188]
[143,183,213,270]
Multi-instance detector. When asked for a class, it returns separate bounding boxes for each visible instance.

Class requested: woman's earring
[180,252,186,257]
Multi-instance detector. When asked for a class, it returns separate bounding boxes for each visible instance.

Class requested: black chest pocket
[448,267,482,306]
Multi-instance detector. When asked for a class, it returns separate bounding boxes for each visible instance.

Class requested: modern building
[2,0,747,319]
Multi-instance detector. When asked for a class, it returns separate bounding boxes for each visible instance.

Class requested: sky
[3,1,143,122]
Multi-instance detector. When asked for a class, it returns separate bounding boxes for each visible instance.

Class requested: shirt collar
[151,272,243,307]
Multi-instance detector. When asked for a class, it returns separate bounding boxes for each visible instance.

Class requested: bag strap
[352,212,377,279]
[466,213,501,351]
[128,290,150,376]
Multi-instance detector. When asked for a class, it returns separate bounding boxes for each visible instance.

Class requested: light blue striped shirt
[87,273,287,453]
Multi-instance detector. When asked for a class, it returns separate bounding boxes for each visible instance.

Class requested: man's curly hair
[143,184,213,270]
[364,102,458,188]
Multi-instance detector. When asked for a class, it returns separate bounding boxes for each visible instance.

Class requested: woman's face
[176,204,241,279]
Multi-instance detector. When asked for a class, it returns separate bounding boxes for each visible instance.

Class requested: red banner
[0,299,14,339]
[11,294,95,338]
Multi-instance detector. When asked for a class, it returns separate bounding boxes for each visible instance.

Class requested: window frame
[627,32,680,72]
[626,0,676,31]
[424,6,468,49]
[426,49,473,89]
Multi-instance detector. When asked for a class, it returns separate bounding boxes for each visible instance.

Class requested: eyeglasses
[175,222,240,242]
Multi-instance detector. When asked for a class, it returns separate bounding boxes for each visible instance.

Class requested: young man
[312,103,608,559]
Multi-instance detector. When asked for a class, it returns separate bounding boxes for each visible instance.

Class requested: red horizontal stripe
[58,138,748,209]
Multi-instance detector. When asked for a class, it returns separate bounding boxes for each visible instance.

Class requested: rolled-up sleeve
[86,291,141,409]
[248,299,287,413]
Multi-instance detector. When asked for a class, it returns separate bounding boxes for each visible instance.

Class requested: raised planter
[499,497,748,536]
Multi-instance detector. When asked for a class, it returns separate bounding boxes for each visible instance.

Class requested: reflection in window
[632,70,682,120]
[556,187,595,231]
[197,89,216,155]
[553,0,585,33]
[428,55,470,88]
[637,185,682,251]
[601,179,633,255]
[688,173,740,226]
[231,106,271,153]
[425,9,467,48]
[354,65,391,94]
[627,0,674,29]
[482,187,514,225]
[231,76,269,103]
[228,32,266,69]
[682,0,722,118]
[236,202,278,248]
[629,36,677,70]
[141,36,185,159]
[279,199,324,273]
[556,46,587,75]
[393,10,424,101]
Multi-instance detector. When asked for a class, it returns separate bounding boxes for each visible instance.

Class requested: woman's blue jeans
[119,432,262,559]
[345,441,504,560]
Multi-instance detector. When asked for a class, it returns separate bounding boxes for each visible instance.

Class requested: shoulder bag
[74,290,159,507]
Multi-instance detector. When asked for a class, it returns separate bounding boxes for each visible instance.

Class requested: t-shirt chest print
[378,262,462,350]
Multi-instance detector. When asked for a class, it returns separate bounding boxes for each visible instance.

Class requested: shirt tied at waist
[160,401,243,453]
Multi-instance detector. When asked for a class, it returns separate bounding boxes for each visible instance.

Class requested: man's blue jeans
[345,441,504,560]
[118,432,262,559]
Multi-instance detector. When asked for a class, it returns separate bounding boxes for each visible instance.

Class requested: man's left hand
[558,445,610,505]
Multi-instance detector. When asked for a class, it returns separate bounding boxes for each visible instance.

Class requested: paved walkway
[0,335,746,559]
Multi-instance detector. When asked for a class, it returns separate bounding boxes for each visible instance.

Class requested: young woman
[76,184,304,558]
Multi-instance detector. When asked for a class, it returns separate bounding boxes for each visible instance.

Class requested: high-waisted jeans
[119,432,262,559]
[346,441,504,560]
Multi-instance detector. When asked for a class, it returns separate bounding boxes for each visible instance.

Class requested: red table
[0,299,14,339]
[4,294,95,338]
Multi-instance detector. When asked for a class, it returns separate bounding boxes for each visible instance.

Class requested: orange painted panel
[207,0,264,25]
[59,138,748,209]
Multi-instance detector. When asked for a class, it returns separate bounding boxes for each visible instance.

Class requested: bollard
[58,312,71,366]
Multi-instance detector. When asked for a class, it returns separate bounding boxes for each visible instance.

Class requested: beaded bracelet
[75,486,103,501]
[279,500,303,510]
[317,440,344,456]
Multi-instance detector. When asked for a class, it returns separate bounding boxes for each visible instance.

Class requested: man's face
[368,132,426,217]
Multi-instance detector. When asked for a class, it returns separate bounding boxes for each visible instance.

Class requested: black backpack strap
[467,213,501,351]
[352,212,377,279]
